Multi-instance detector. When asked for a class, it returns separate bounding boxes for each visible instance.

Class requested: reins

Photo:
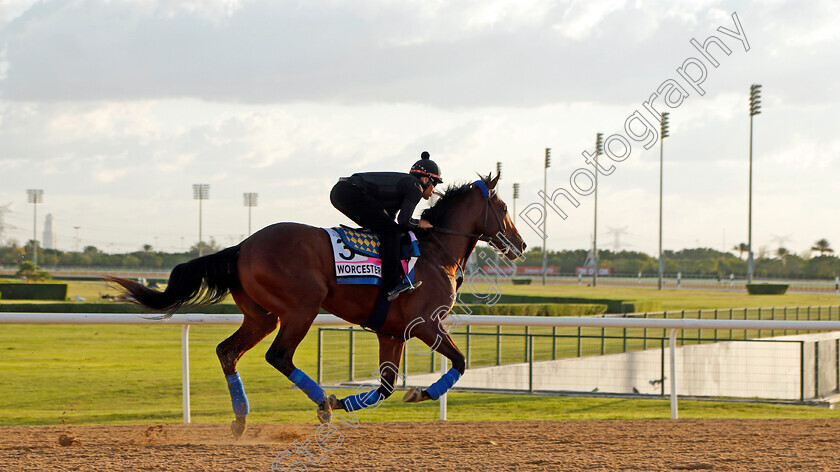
[429,226,492,243]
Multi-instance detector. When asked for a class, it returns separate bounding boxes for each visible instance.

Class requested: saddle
[322,225,421,333]
[334,225,420,259]
[324,225,419,284]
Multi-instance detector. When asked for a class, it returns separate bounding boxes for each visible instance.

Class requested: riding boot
[377,228,398,286]
[380,229,420,300]
[387,280,422,301]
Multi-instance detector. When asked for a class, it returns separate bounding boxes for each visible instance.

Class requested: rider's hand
[418,219,433,229]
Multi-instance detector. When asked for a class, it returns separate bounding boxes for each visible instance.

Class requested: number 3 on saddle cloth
[323,226,421,332]
[324,226,420,286]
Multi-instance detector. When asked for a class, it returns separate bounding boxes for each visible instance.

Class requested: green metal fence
[316,305,840,402]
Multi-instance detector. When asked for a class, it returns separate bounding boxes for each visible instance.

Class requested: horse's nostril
[521,242,527,251]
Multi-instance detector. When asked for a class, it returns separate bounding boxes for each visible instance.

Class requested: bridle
[427,180,513,281]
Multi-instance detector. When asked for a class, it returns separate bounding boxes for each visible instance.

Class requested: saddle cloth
[323,226,420,286]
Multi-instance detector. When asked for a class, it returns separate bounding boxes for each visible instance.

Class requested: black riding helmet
[409,151,443,185]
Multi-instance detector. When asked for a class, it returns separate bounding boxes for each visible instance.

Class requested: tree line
[475,239,839,279]
[2,238,838,280]
[0,239,221,269]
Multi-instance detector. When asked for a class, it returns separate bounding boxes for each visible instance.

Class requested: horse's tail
[106,245,241,318]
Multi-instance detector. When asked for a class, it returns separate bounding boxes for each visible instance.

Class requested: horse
[107,173,526,438]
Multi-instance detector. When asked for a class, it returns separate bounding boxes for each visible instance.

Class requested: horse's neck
[421,217,480,275]
[420,234,473,275]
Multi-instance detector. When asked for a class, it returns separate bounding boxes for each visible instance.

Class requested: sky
[0,0,838,258]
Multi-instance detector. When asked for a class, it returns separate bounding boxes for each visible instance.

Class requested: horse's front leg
[402,325,465,403]
[328,334,405,414]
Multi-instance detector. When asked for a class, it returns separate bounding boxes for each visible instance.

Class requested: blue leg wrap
[225,372,250,417]
[341,389,382,412]
[426,368,461,400]
[288,368,327,405]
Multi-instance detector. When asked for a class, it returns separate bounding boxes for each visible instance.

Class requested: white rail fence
[2,313,840,422]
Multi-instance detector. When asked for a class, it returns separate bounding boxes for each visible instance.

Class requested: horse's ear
[487,172,500,189]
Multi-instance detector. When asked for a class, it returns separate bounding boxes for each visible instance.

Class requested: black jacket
[346,172,424,229]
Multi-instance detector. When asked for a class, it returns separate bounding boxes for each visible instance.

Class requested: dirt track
[2,419,839,471]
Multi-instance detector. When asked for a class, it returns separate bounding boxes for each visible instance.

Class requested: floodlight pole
[193,184,210,256]
[243,193,258,237]
[593,134,603,287]
[495,162,502,281]
[748,85,762,284]
[542,148,550,285]
[512,183,520,226]
[659,112,670,290]
[73,226,81,252]
[27,189,43,266]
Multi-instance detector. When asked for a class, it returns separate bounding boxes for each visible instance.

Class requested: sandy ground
[1,419,839,471]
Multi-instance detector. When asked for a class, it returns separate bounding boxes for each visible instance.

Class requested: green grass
[2,323,839,426]
[64,280,125,302]
[9,280,840,312]
[1,281,839,426]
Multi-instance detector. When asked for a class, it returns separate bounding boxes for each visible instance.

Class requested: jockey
[330,151,442,301]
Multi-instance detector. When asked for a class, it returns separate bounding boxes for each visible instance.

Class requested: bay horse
[108,173,525,437]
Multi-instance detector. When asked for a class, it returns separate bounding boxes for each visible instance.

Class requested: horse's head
[473,173,527,260]
[421,174,527,260]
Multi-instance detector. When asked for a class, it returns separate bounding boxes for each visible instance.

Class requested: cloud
[1,0,783,107]
[1,1,838,255]
[553,0,626,41]
[96,166,130,183]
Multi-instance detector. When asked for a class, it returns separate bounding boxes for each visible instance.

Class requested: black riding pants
[330,180,404,292]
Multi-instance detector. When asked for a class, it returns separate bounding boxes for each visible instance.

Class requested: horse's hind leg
[243,262,332,421]
[218,287,280,438]
[263,313,333,422]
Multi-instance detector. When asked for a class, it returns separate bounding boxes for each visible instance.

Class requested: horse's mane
[420,178,482,227]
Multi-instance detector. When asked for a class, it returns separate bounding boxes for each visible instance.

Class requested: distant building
[43,214,57,249]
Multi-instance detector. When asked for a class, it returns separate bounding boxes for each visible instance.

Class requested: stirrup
[387,280,422,301]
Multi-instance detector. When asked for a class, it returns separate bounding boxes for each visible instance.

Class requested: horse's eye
[502,204,508,212]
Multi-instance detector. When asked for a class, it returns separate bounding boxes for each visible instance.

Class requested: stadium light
[593,133,603,287]
[747,85,761,283]
[542,148,550,285]
[243,192,258,237]
[659,112,670,290]
[193,184,210,256]
[27,189,43,266]
[512,182,520,226]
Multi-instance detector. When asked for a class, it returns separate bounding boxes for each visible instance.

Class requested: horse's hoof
[402,387,424,403]
[230,416,247,439]
[317,394,337,424]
